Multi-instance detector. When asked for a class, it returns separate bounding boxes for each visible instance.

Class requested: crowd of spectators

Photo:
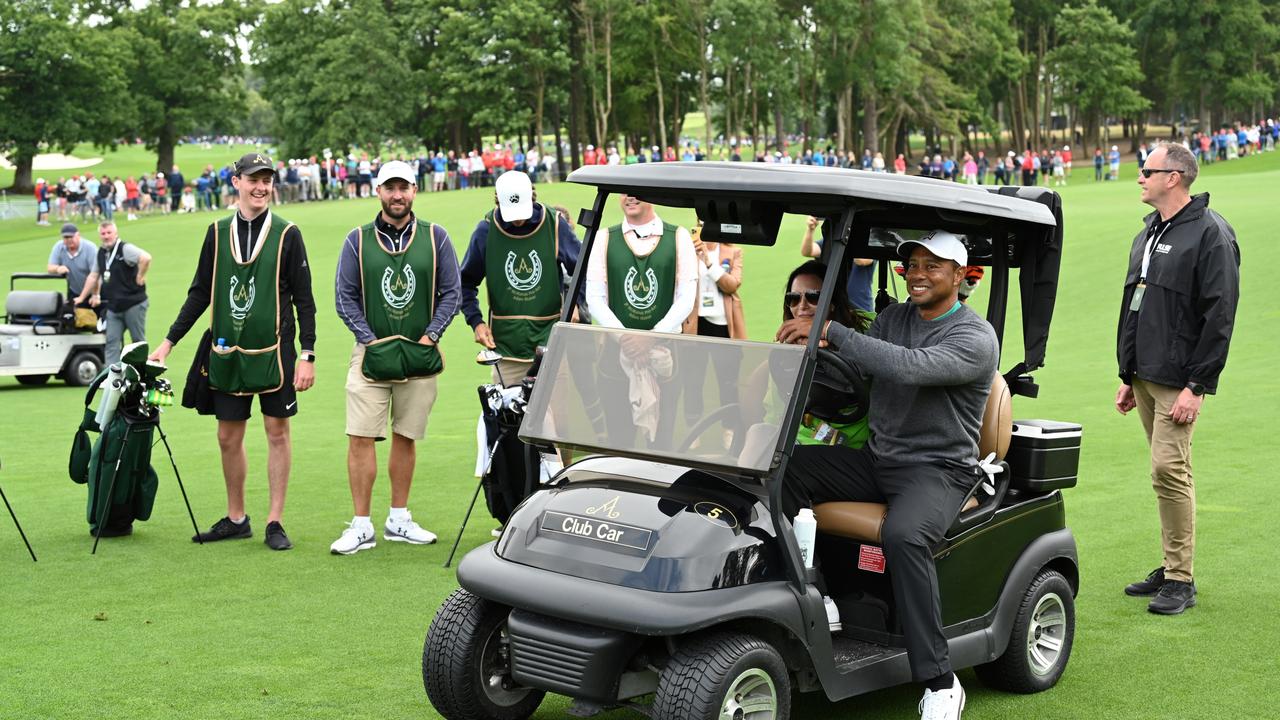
[27,120,1280,224]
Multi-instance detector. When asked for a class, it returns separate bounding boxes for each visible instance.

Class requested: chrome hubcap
[76,359,98,383]
[719,668,777,720]
[1026,592,1067,676]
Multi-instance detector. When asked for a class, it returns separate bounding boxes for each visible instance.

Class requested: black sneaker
[264,521,293,551]
[1148,579,1196,615]
[193,516,253,543]
[1124,567,1165,596]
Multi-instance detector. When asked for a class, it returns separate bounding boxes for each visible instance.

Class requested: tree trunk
[653,53,667,154]
[698,21,712,154]
[862,86,878,156]
[8,142,36,193]
[533,71,546,154]
[773,93,784,154]
[156,116,177,175]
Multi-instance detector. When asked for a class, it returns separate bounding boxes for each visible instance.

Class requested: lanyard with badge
[102,243,120,285]
[1130,221,1170,312]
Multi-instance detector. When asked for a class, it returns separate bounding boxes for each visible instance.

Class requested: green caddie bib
[606,222,677,330]
[209,212,289,395]
[358,219,443,382]
[485,204,561,361]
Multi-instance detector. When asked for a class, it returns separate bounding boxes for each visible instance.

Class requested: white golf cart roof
[568,162,1057,228]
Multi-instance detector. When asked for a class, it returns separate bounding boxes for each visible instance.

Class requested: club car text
[540,511,653,551]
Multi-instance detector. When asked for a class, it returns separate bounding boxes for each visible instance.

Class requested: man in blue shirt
[800,215,875,312]
[47,223,98,304]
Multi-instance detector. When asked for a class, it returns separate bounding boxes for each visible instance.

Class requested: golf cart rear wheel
[976,569,1075,693]
[423,589,544,720]
[653,631,790,720]
[16,374,50,386]
[64,351,102,386]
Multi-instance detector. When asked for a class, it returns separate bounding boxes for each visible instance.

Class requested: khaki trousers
[1132,378,1197,582]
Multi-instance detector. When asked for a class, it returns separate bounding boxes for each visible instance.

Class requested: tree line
[2,0,1278,192]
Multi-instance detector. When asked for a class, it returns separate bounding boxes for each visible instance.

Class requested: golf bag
[69,371,159,536]
[479,385,540,526]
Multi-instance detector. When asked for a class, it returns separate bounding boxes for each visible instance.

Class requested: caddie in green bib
[484,203,560,361]
[209,211,291,394]
[358,220,443,382]
[606,222,677,330]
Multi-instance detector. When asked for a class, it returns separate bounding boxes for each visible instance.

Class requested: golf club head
[120,341,149,368]
[476,349,504,366]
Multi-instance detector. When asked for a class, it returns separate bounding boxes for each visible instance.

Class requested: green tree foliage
[0,0,135,191]
[115,0,251,174]
[1047,2,1149,153]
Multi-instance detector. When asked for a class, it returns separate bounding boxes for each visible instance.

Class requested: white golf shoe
[384,513,437,545]
[919,676,965,720]
[330,523,376,555]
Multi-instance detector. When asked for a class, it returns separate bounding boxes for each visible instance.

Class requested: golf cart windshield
[520,323,804,476]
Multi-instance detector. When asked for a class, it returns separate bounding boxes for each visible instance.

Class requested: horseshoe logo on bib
[381,265,416,309]
[504,250,543,292]
[623,267,659,310]
[229,276,256,320]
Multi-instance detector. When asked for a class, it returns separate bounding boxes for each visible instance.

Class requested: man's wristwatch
[1186,381,1205,396]
[426,331,440,344]
[300,351,316,364]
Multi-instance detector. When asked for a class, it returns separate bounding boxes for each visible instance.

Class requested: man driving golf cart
[776,230,997,719]
[425,163,1078,720]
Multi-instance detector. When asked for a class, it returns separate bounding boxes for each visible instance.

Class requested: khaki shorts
[345,345,438,440]
[492,358,534,387]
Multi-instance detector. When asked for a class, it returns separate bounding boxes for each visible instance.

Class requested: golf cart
[424,163,1081,719]
[1,273,105,386]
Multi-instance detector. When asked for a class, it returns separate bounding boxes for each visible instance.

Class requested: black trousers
[781,445,979,681]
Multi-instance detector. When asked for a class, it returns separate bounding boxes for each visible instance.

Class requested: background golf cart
[0,273,105,386]
[424,163,1080,720]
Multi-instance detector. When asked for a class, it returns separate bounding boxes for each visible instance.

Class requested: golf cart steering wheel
[676,404,744,455]
[811,348,870,424]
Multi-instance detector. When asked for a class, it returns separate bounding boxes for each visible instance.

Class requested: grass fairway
[1,152,1275,719]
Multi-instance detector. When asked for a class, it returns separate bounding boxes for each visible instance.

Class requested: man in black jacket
[1115,142,1240,615]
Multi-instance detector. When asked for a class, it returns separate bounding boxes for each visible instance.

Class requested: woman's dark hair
[783,260,868,332]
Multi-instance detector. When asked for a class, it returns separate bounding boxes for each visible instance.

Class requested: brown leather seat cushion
[811,372,1010,544]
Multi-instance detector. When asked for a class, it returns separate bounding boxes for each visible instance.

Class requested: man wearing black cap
[48,222,98,306]
[776,230,998,720]
[149,152,317,551]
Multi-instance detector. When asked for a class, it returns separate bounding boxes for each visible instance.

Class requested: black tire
[16,374,50,386]
[64,350,103,387]
[423,589,544,720]
[653,631,790,720]
[975,569,1075,693]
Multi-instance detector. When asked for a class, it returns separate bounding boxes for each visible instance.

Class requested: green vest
[606,222,677,330]
[358,219,443,382]
[485,204,561,361]
[795,412,870,449]
[209,212,289,395]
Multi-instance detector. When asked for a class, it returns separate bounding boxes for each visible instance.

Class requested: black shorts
[211,347,297,421]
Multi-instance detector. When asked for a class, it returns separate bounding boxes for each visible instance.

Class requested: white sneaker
[384,513,437,544]
[330,523,376,555]
[919,676,965,720]
[824,596,842,633]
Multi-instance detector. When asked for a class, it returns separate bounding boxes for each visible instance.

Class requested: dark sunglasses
[785,290,821,307]
[1139,167,1180,179]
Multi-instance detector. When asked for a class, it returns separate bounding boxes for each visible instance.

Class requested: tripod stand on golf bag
[0,458,37,562]
[67,341,202,554]
[444,349,558,568]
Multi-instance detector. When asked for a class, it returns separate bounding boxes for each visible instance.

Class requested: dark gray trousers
[781,444,979,681]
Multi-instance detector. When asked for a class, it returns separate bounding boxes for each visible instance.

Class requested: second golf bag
[68,349,169,537]
[479,383,540,526]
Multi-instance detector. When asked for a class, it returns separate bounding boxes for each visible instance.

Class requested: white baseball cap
[375,160,417,188]
[495,171,533,222]
[897,230,968,266]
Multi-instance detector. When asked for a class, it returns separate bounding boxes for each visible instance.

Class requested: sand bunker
[0,153,105,171]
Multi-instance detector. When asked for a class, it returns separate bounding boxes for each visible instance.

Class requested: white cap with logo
[495,171,533,222]
[897,230,968,266]
[375,160,417,188]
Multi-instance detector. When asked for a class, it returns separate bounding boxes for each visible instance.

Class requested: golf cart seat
[0,290,64,335]
[814,371,1012,543]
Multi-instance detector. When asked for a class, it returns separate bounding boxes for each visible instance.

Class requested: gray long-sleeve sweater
[826,301,999,467]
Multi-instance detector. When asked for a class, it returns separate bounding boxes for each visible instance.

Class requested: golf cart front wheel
[653,631,790,720]
[976,568,1075,693]
[423,588,544,720]
[64,351,102,386]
